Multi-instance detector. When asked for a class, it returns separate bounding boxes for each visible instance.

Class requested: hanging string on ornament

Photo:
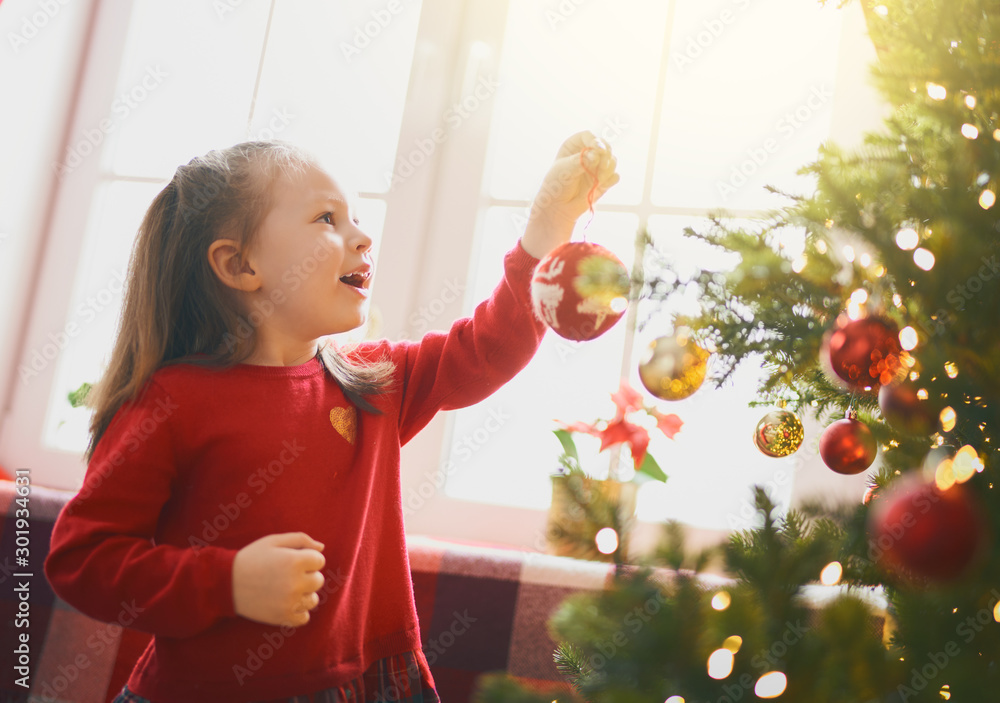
[578,144,602,233]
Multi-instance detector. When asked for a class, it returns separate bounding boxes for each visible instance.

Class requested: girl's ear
[207,238,259,292]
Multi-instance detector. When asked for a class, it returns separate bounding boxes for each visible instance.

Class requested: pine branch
[553,644,593,695]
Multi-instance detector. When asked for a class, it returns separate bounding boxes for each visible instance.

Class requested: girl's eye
[319,213,333,225]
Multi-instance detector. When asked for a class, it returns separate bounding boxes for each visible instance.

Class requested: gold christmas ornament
[753,410,805,457]
[638,332,709,401]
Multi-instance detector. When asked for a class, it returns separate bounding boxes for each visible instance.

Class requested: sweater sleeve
[43,379,238,638]
[393,238,547,444]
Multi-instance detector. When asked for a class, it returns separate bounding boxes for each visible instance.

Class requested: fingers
[591,150,617,182]
[267,531,325,552]
[285,610,311,627]
[296,591,320,614]
[556,130,606,159]
[302,569,325,594]
[592,172,621,201]
[293,548,326,572]
[569,133,617,186]
[547,142,617,191]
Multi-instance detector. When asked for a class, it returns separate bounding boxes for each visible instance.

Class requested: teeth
[340,271,369,287]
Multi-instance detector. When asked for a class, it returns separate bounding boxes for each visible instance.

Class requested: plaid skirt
[112,649,441,703]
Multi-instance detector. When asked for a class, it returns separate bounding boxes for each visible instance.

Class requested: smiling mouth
[339,271,371,289]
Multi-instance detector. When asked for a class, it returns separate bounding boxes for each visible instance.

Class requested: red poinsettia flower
[555,378,682,480]
[597,417,652,468]
[649,409,684,439]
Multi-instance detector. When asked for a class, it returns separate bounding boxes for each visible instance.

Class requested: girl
[44,133,618,702]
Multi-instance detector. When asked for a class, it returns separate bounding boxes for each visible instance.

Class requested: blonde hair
[83,141,395,464]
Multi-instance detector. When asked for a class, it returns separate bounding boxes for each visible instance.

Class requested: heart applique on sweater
[329,406,357,445]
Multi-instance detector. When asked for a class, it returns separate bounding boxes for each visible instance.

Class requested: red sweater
[44,241,546,702]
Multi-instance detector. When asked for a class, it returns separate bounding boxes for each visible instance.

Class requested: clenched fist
[232,532,326,627]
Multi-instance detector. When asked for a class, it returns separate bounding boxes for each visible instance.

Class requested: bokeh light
[755,672,788,698]
[820,561,843,586]
[926,82,947,100]
[707,648,734,680]
[940,407,957,432]
[895,227,919,250]
[913,248,935,270]
[711,591,731,611]
[953,445,982,483]
[595,527,619,554]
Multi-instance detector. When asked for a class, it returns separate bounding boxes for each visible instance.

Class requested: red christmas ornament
[878,381,938,436]
[822,315,902,391]
[868,475,988,584]
[819,410,878,475]
[530,241,630,341]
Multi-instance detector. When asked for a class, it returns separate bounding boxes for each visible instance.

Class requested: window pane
[250,1,424,193]
[632,215,795,530]
[444,207,640,509]
[104,0,422,191]
[651,0,843,211]
[44,180,165,451]
[484,0,671,205]
[103,0,274,179]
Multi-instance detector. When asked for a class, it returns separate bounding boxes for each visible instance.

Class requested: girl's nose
[351,223,373,252]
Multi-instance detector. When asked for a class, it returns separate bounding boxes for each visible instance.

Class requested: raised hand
[522,130,620,259]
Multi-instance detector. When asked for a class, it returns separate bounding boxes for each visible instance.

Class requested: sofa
[0,478,672,703]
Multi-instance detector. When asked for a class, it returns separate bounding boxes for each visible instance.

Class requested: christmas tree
[476,0,1000,700]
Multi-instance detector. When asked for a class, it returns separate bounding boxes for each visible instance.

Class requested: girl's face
[246,163,374,340]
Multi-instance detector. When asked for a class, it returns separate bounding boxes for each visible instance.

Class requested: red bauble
[530,242,629,341]
[878,382,938,436]
[823,315,902,390]
[819,414,877,475]
[868,476,988,584]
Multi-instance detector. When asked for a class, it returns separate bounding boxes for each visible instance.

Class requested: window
[422,0,883,547]
[6,0,882,553]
